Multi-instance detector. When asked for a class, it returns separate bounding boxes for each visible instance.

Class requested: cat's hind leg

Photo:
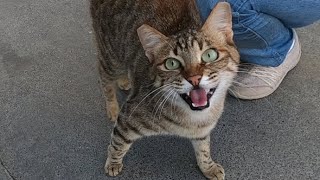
[103,82,119,122]
[191,136,225,180]
[116,74,131,90]
[99,63,120,122]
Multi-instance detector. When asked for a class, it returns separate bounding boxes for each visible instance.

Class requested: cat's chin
[180,88,216,111]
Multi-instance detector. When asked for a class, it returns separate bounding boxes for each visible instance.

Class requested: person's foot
[229,30,301,100]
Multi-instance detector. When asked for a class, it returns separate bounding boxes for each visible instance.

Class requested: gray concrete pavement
[0,0,319,179]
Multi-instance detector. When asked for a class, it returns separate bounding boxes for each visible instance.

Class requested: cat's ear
[201,2,233,44]
[137,24,168,62]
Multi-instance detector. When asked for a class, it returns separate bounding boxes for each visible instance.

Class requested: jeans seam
[232,0,268,47]
[248,0,259,12]
[231,0,250,12]
[272,50,284,66]
[237,14,283,65]
[231,0,289,65]
[237,14,269,47]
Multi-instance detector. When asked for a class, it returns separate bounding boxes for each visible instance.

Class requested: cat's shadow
[122,136,206,179]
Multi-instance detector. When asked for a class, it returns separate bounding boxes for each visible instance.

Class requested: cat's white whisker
[227,87,242,104]
[234,72,277,86]
[128,84,174,120]
[152,87,174,120]
[158,89,176,120]
[147,85,174,105]
[171,91,178,116]
[151,87,171,115]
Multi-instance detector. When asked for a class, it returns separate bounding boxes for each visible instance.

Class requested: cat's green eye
[201,49,218,63]
[165,58,181,70]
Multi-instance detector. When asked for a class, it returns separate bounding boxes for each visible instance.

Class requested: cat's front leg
[105,122,137,176]
[191,136,225,180]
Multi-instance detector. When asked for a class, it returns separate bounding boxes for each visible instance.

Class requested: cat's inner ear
[137,24,168,62]
[201,2,233,43]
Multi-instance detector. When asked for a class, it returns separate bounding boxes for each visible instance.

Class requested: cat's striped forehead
[171,29,209,56]
[167,29,213,66]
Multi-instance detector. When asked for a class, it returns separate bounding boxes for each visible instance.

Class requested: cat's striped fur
[90,0,239,179]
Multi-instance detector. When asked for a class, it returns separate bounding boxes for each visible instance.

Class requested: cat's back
[91,0,201,46]
[91,0,200,32]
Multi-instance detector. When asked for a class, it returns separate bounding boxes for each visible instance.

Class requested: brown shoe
[229,30,301,100]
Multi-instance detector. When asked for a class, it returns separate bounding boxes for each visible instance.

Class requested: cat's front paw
[202,163,225,180]
[105,161,123,177]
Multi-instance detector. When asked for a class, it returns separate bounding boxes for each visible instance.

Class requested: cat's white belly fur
[160,102,224,139]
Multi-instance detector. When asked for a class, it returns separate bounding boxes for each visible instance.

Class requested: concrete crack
[0,157,16,180]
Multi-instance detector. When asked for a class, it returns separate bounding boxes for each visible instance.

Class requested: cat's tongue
[190,88,207,107]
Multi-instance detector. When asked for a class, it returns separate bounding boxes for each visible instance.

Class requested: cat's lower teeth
[192,102,207,107]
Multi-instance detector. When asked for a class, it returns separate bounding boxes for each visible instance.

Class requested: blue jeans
[196,0,320,67]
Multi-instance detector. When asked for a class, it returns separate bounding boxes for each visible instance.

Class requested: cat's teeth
[192,102,208,107]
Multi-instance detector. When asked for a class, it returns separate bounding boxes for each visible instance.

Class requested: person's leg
[229,0,319,99]
[196,0,320,66]
[250,0,320,28]
[196,0,319,99]
[196,0,217,23]
[230,0,293,67]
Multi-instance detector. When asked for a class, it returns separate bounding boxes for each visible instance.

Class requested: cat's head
[137,2,239,111]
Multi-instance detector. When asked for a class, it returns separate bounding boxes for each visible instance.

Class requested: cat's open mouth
[180,88,216,111]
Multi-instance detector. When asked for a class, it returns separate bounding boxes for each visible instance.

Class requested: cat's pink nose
[187,75,202,86]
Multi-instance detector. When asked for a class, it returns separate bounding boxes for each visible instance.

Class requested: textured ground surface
[0,0,319,180]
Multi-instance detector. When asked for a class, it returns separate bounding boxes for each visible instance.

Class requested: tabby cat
[90,0,239,179]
